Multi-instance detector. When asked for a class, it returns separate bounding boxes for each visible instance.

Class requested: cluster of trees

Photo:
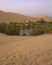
[0,19,52,36]
[0,22,20,35]
[30,19,52,35]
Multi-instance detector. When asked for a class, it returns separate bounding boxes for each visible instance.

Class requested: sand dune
[0,34,52,65]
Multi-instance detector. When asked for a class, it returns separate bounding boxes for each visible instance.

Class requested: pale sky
[0,0,52,16]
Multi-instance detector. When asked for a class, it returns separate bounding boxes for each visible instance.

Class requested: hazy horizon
[0,0,52,16]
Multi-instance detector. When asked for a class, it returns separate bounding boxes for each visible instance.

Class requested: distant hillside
[0,11,52,23]
[0,11,37,23]
[35,15,52,22]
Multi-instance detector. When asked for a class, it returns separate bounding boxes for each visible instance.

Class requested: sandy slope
[0,11,37,23]
[0,34,52,65]
[0,11,52,23]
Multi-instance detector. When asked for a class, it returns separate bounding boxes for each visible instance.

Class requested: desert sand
[0,34,52,65]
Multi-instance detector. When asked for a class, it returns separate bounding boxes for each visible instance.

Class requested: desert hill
[0,10,52,23]
[0,10,37,23]
[35,15,52,22]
